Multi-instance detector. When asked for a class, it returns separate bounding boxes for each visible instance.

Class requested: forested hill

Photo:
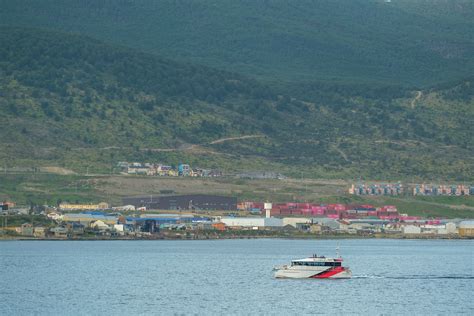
[0,0,473,87]
[0,27,472,180]
[0,27,277,149]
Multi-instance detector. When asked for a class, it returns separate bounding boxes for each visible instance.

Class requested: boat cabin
[291,257,342,267]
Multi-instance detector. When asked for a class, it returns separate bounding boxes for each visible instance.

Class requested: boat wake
[353,275,474,280]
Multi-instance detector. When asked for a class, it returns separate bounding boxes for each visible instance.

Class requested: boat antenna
[336,243,340,258]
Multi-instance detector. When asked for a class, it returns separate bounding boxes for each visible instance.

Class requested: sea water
[0,239,472,315]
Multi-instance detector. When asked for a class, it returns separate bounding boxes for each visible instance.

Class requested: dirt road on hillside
[411,90,422,108]
[209,135,265,145]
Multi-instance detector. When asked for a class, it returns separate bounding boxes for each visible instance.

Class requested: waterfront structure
[309,224,323,234]
[458,221,474,237]
[402,225,422,234]
[50,226,68,238]
[33,227,46,238]
[219,217,283,228]
[20,223,33,236]
[419,223,458,235]
[212,222,226,231]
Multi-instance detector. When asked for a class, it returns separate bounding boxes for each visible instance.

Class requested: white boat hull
[274,266,352,279]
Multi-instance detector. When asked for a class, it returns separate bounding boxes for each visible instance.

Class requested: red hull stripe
[310,267,345,278]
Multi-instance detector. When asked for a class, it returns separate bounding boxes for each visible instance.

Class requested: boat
[274,250,352,279]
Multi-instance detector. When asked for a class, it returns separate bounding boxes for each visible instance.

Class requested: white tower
[264,202,272,218]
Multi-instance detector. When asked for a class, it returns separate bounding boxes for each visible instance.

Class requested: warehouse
[219,217,283,228]
[458,221,474,237]
[62,213,117,225]
[122,194,237,211]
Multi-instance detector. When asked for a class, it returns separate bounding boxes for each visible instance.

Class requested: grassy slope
[1,174,472,218]
[0,0,472,87]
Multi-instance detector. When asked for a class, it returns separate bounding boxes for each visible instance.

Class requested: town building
[91,220,110,231]
[20,223,33,236]
[178,164,191,176]
[117,161,222,177]
[33,227,46,238]
[349,183,403,196]
[309,224,323,234]
[413,184,472,196]
[50,226,68,238]
[212,222,226,231]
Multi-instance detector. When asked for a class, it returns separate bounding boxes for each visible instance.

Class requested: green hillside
[0,27,472,180]
[0,0,473,87]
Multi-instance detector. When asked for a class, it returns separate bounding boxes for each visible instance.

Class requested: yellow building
[59,202,109,211]
[458,221,474,237]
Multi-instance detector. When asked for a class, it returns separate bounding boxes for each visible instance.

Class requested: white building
[219,217,283,228]
[445,222,457,234]
[114,224,124,232]
[112,205,136,212]
[47,212,63,221]
[420,223,458,235]
[402,225,421,234]
[91,220,110,230]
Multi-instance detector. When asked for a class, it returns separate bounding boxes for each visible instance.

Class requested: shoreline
[1,233,471,241]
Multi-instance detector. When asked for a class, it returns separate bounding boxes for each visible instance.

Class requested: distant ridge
[0,0,473,87]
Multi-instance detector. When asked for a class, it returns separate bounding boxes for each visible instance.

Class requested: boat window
[293,261,340,267]
[290,261,343,267]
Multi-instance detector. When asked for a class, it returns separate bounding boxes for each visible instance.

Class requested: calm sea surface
[0,239,473,315]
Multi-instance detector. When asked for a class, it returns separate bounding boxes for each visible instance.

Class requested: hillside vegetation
[0,27,472,180]
[0,0,473,87]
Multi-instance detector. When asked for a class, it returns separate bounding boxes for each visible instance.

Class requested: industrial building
[401,225,421,234]
[458,221,474,237]
[282,217,312,228]
[122,194,237,211]
[219,217,283,228]
[61,213,117,225]
[124,216,212,233]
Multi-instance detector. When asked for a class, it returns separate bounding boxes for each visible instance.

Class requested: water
[0,239,473,315]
